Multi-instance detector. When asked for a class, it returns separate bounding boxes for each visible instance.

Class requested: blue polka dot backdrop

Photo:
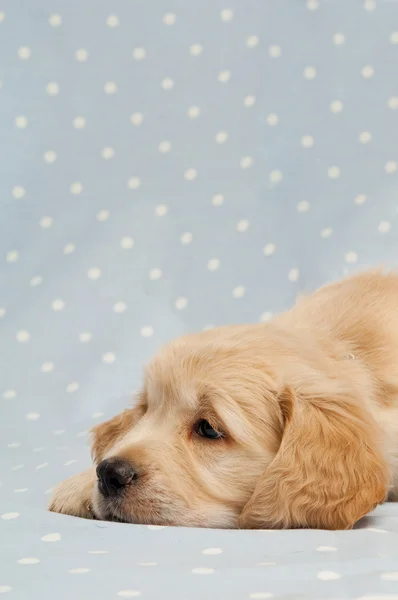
[1,0,398,599]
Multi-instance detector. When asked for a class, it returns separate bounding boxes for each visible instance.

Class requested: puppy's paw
[49,468,97,519]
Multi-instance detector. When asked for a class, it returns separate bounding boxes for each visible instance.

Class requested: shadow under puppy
[50,270,398,529]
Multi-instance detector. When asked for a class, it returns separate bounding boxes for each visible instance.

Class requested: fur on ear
[90,400,146,463]
[238,386,390,530]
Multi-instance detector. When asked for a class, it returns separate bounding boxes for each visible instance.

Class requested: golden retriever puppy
[49,270,398,529]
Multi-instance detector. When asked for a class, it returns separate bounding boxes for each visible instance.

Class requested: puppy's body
[50,270,398,529]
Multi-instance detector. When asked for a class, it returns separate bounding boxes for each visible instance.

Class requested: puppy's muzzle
[97,457,137,498]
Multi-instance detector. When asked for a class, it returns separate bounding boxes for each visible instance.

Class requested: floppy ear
[90,398,146,463]
[239,387,390,530]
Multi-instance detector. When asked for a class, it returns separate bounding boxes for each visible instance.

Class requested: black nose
[97,458,137,498]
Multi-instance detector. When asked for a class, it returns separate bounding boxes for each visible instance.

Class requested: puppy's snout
[97,458,137,498]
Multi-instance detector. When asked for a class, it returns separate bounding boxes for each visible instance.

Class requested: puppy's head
[91,326,389,529]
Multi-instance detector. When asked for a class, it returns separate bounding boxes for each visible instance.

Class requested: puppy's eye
[196,419,223,440]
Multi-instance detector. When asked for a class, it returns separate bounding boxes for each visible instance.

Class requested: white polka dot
[6,250,19,263]
[39,217,54,231]
[320,227,333,238]
[101,147,115,160]
[46,82,59,96]
[137,562,157,567]
[51,299,65,312]
[15,116,28,128]
[132,48,146,61]
[161,77,174,90]
[91,413,104,420]
[44,149,57,164]
[88,550,109,555]
[140,326,154,338]
[247,35,260,48]
[301,135,314,148]
[218,70,231,83]
[297,201,310,212]
[130,112,143,126]
[330,100,343,113]
[163,12,176,24]
[364,0,376,11]
[75,48,88,62]
[190,43,203,56]
[117,592,142,598]
[64,460,78,466]
[158,141,171,153]
[240,156,253,169]
[192,568,215,575]
[63,243,75,255]
[366,527,388,533]
[16,330,30,343]
[361,65,374,78]
[316,546,338,552]
[288,268,300,282]
[18,558,40,565]
[306,0,319,9]
[378,220,391,233]
[70,182,83,195]
[243,95,256,108]
[8,442,20,448]
[11,464,24,471]
[3,389,16,399]
[212,194,224,206]
[328,166,340,179]
[385,161,397,173]
[269,170,282,183]
[18,46,31,59]
[0,308,5,318]
[97,209,110,221]
[1,512,20,520]
[14,488,28,493]
[71,116,85,129]
[41,362,54,373]
[354,194,367,205]
[359,131,372,144]
[388,96,398,110]
[0,587,11,595]
[345,251,358,264]
[68,568,90,574]
[104,81,117,94]
[175,297,188,310]
[207,259,220,271]
[106,14,119,27]
[317,571,341,581]
[380,573,398,581]
[113,302,127,313]
[180,232,192,244]
[184,168,197,181]
[33,447,44,452]
[249,595,274,599]
[220,9,233,21]
[202,548,223,555]
[120,236,134,249]
[127,177,141,189]
[214,131,228,144]
[391,32,398,44]
[263,243,276,256]
[268,45,281,57]
[102,352,116,364]
[41,533,61,542]
[79,332,92,343]
[49,14,62,26]
[266,113,279,126]
[36,462,49,470]
[237,219,249,232]
[233,286,245,298]
[53,429,65,435]
[155,204,168,216]
[149,268,162,280]
[303,66,316,79]
[333,33,345,45]
[260,312,273,322]
[26,412,40,421]
[87,267,101,280]
[66,382,79,393]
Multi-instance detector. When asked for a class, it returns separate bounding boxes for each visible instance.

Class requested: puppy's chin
[91,486,132,524]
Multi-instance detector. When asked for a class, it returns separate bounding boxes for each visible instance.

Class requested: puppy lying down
[50,270,398,529]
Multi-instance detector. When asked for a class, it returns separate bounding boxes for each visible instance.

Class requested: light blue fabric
[1,0,398,598]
